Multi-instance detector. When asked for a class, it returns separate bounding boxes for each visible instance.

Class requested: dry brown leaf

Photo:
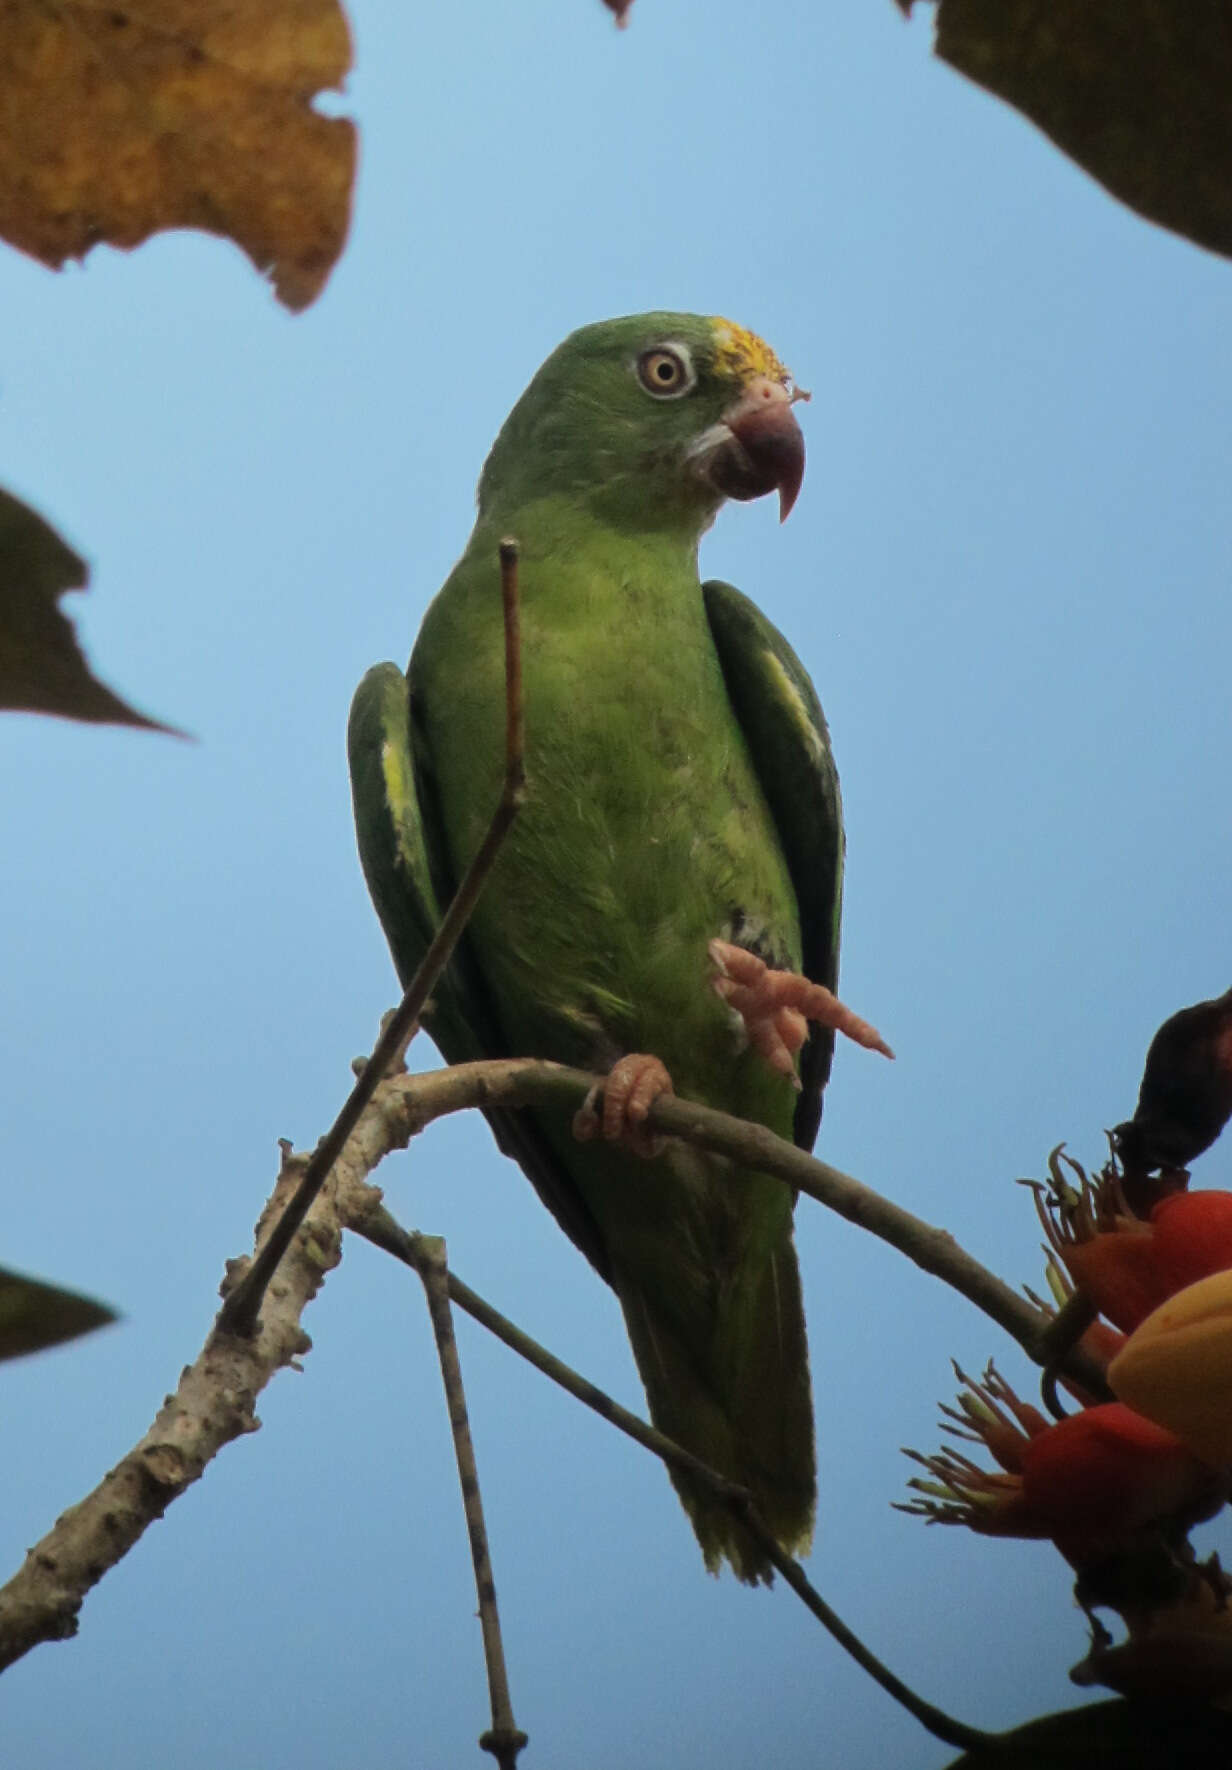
[0,0,356,310]
[0,486,178,731]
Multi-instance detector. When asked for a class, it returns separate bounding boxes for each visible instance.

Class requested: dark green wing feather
[348,664,489,1060]
[702,581,844,1152]
[347,663,610,1276]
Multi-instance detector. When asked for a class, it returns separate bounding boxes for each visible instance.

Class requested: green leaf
[945,1699,1232,1768]
[0,1266,116,1361]
[0,487,178,731]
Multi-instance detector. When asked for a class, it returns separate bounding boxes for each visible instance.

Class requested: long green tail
[615,1228,815,1584]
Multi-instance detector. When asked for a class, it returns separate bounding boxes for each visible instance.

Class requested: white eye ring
[636,343,696,399]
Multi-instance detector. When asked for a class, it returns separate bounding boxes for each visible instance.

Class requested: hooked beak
[690,376,807,521]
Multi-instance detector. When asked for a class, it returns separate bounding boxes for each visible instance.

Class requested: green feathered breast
[348,313,843,1581]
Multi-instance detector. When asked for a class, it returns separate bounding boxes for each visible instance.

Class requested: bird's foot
[572,1053,675,1158]
[709,939,894,1086]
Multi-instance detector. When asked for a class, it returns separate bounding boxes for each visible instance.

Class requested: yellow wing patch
[381,737,413,816]
[709,317,793,389]
[763,650,824,764]
[381,737,427,879]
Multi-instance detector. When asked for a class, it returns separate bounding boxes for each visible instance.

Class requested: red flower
[902,1367,1221,1566]
[1033,1148,1232,1334]
[1021,1403,1219,1564]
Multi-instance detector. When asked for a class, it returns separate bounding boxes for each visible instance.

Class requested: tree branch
[358,1203,993,1755]
[369,1058,1107,1390]
[417,1237,528,1769]
[0,1045,445,1671]
[0,1043,1101,1678]
[0,1139,357,1669]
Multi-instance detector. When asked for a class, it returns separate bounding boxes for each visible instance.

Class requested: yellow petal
[1108,1269,1232,1465]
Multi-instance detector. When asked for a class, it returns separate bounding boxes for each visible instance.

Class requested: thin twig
[363,1059,1108,1392]
[1037,1290,1102,1418]
[738,1512,993,1753]
[359,1204,993,1755]
[417,1238,528,1770]
[360,1207,750,1499]
[216,541,526,1339]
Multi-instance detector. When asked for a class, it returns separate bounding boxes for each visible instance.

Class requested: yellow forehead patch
[709,317,792,388]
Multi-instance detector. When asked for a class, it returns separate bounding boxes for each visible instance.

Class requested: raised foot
[709,939,894,1085]
[573,1053,675,1159]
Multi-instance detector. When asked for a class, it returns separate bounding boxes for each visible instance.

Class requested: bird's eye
[636,345,694,399]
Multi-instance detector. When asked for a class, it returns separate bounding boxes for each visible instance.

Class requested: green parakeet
[349,313,886,1582]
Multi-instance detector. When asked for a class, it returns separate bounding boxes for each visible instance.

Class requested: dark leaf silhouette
[945,1697,1232,1768]
[1115,989,1232,1176]
[905,0,1232,263]
[0,488,177,731]
[0,1268,115,1362]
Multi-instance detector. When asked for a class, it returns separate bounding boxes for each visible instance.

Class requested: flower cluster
[902,1365,1223,1569]
[905,1131,1232,1701]
[1033,1146,1232,1337]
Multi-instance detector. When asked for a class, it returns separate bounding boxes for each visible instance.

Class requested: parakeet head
[477,313,807,532]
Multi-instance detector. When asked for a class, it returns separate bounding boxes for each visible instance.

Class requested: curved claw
[572,1082,604,1144]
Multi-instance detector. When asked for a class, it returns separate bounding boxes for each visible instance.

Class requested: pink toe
[600,1054,675,1149]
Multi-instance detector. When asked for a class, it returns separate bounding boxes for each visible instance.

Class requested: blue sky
[2,1,1229,1765]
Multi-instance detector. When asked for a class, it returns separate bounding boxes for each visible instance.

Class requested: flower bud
[1109,1269,1232,1465]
